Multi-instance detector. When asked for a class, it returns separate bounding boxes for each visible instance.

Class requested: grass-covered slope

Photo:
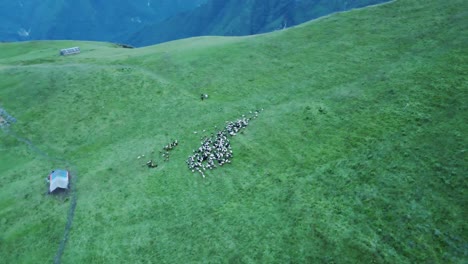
[0,0,467,263]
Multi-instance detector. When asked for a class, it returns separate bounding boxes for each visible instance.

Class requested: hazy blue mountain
[0,0,206,43]
[128,0,390,46]
[1,0,390,46]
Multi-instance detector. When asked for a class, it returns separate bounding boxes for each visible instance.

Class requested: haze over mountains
[0,0,206,44]
[1,0,389,47]
[129,0,390,46]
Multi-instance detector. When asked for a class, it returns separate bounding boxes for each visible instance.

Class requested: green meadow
[0,0,466,263]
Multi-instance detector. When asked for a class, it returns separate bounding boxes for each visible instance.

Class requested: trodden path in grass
[1,124,77,264]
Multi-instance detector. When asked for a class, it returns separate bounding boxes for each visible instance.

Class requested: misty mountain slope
[129,0,390,46]
[0,0,206,42]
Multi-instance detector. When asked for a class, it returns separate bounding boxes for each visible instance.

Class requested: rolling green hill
[0,0,467,263]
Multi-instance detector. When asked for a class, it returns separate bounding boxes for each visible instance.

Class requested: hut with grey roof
[60,47,80,56]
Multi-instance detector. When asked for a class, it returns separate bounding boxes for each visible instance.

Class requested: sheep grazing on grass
[146,160,158,168]
[163,140,178,151]
[186,109,262,177]
[161,140,179,161]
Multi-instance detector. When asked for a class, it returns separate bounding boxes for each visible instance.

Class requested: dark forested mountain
[0,0,390,46]
[128,0,390,46]
[0,0,206,43]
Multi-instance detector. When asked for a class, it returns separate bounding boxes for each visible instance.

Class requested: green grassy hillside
[1,0,467,263]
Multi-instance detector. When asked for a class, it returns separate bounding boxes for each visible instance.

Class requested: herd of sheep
[186,110,261,177]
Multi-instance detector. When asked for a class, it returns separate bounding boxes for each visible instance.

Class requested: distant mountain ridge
[128,0,390,46]
[0,0,206,43]
[1,0,390,46]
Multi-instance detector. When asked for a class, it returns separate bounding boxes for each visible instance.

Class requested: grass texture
[0,0,467,263]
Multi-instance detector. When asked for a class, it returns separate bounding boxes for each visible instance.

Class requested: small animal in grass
[163,140,179,151]
[146,160,158,168]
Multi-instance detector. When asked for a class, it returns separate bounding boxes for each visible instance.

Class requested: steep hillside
[0,0,206,43]
[129,0,390,46]
[0,0,467,263]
